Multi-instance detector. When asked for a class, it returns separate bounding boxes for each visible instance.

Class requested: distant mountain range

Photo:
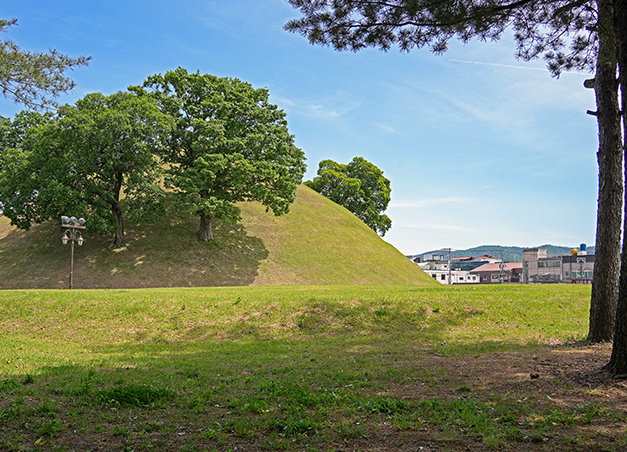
[408,244,595,263]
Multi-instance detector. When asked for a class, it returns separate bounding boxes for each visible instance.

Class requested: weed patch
[96,385,176,407]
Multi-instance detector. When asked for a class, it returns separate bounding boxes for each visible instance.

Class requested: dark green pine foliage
[0,19,90,110]
[285,0,598,76]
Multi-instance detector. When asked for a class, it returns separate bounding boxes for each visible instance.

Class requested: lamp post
[61,216,86,289]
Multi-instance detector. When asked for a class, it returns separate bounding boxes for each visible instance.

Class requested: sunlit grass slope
[239,185,431,285]
[0,185,433,289]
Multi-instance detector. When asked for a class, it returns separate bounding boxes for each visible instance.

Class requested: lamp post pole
[61,216,86,289]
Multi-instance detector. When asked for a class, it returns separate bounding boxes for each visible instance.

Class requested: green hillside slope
[0,185,433,289]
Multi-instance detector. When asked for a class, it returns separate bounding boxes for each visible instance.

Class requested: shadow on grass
[0,337,618,452]
[0,208,269,289]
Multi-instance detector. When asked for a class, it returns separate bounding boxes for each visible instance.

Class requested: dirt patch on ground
[214,342,627,452]
[344,342,627,451]
[396,342,621,400]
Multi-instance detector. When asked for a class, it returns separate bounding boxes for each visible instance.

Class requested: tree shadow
[0,207,269,289]
[1,336,622,452]
[0,217,73,289]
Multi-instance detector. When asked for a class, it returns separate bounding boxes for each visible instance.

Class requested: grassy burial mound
[0,185,433,289]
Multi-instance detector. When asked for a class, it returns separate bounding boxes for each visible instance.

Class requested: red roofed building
[449,255,502,272]
[470,262,523,284]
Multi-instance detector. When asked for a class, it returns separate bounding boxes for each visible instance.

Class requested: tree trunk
[588,0,623,342]
[608,246,627,375]
[109,201,126,249]
[197,215,214,241]
[605,142,627,375]
[604,0,627,376]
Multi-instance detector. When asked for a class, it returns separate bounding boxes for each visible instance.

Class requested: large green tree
[306,157,392,236]
[285,0,625,346]
[133,67,306,241]
[0,19,90,110]
[0,91,173,248]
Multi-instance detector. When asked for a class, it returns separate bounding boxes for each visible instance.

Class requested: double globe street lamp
[61,216,86,289]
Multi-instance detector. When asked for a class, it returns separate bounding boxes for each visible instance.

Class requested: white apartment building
[416,258,480,285]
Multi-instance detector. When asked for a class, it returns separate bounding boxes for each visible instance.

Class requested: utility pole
[499,250,506,283]
[445,248,452,285]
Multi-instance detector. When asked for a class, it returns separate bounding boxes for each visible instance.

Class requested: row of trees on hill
[0,19,390,247]
[284,0,627,374]
[0,68,307,248]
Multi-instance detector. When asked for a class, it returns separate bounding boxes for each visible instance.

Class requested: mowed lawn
[1,284,625,451]
[1,284,590,371]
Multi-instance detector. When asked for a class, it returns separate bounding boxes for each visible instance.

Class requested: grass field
[1,284,624,451]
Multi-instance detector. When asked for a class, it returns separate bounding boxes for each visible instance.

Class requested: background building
[522,244,593,284]
[470,262,523,284]
[416,256,480,285]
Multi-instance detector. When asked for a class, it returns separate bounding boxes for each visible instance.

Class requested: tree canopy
[0,19,90,110]
[2,68,305,246]
[133,67,307,241]
[285,0,598,75]
[0,110,55,225]
[306,157,392,236]
[0,91,173,248]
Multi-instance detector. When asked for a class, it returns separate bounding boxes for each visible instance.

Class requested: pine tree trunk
[604,0,627,376]
[608,249,627,375]
[109,202,126,249]
[197,215,214,241]
[588,0,623,342]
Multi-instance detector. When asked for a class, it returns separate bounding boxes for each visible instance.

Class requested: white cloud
[396,222,480,233]
[389,197,473,208]
[375,123,402,135]
[447,59,590,76]
[279,91,362,118]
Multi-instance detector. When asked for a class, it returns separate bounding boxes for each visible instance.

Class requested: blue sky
[3,0,598,255]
